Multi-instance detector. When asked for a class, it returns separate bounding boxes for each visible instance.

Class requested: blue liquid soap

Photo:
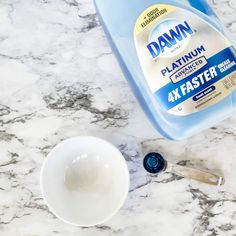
[94,0,236,140]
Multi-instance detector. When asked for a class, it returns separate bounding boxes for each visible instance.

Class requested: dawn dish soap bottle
[94,0,236,140]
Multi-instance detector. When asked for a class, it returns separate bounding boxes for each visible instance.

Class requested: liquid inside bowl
[64,153,113,193]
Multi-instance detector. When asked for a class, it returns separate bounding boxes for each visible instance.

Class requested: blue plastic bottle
[94,0,236,140]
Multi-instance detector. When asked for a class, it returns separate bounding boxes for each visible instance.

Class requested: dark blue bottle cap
[143,152,167,174]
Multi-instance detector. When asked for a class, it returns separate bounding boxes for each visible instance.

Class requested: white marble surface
[0,0,236,235]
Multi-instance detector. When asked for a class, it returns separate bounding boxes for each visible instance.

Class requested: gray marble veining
[0,0,236,235]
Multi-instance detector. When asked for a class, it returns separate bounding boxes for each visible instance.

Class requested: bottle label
[134,4,236,116]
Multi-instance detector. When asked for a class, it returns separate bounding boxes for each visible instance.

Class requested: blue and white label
[134,4,236,116]
[155,47,236,110]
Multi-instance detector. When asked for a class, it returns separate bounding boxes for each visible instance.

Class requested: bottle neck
[187,0,217,18]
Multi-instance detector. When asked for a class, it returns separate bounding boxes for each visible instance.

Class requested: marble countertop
[0,0,236,235]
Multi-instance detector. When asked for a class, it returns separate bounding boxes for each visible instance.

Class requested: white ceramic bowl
[40,136,130,227]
